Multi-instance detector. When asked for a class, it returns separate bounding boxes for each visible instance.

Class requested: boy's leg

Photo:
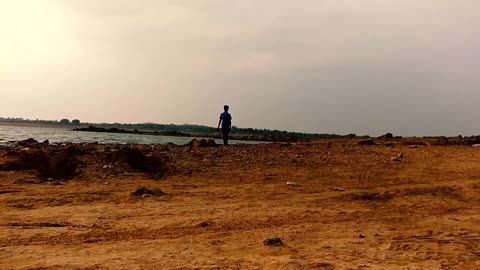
[222,128,229,145]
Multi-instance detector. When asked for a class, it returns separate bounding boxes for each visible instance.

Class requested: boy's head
[224,105,229,111]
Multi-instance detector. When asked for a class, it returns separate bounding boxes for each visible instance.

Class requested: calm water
[0,125,263,145]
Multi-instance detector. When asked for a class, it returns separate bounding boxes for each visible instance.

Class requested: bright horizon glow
[1,1,480,136]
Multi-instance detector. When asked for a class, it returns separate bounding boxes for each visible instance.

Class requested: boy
[218,105,232,145]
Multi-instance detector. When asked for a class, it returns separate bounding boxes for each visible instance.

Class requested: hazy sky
[1,1,479,135]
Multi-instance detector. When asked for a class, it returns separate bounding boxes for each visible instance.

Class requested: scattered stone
[286,181,302,187]
[334,187,345,192]
[358,139,375,145]
[131,187,165,197]
[408,145,419,148]
[391,153,404,162]
[263,238,284,246]
[359,234,366,238]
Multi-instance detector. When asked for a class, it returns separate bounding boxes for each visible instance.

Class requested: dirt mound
[0,147,80,180]
[108,147,169,174]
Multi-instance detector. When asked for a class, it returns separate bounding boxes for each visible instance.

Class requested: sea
[0,125,264,145]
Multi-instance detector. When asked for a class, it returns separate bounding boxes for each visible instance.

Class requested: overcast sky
[1,1,479,136]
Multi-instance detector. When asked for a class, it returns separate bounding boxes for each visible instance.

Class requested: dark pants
[222,127,230,145]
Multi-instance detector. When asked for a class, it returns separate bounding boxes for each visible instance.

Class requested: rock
[42,140,49,145]
[18,138,38,146]
[472,144,480,148]
[263,238,284,246]
[358,139,375,145]
[359,234,366,238]
[131,187,165,197]
[334,187,345,192]
[408,145,419,148]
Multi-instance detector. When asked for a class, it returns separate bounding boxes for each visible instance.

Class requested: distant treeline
[0,117,355,139]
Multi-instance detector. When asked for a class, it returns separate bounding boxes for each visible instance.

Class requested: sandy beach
[1,140,479,269]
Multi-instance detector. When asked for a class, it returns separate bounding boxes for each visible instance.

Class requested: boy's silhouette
[218,105,232,145]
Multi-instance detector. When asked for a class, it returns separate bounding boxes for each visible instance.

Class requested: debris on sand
[263,238,284,246]
[358,139,375,145]
[131,187,165,197]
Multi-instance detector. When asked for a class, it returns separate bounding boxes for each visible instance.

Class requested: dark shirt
[220,112,232,128]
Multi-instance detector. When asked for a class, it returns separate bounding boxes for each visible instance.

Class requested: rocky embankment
[73,126,307,142]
